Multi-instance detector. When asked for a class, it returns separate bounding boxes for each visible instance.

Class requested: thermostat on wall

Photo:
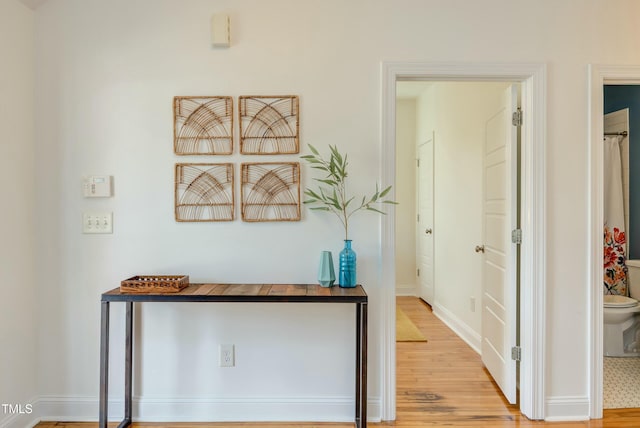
[83,175,113,198]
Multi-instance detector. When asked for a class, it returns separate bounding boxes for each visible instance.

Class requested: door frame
[588,64,640,419]
[380,61,547,420]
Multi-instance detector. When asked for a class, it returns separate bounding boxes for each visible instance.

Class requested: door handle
[425,228,433,234]
[475,245,485,253]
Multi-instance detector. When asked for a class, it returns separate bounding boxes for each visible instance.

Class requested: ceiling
[19,0,48,10]
[396,81,432,99]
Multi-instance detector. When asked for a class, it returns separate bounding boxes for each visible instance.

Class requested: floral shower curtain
[604,135,628,295]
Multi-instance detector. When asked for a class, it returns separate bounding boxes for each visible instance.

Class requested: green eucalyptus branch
[301,144,398,240]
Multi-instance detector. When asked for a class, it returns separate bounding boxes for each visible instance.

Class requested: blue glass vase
[318,251,336,287]
[339,239,357,288]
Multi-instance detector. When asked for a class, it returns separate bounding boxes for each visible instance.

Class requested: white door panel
[484,263,505,303]
[481,84,518,405]
[486,162,506,198]
[486,223,507,254]
[417,134,434,305]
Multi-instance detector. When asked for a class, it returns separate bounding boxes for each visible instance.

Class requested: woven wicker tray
[120,275,189,293]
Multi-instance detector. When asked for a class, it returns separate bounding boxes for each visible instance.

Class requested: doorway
[396,80,520,404]
[588,65,640,418]
[380,62,546,421]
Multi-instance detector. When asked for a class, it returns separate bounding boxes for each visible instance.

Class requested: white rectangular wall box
[211,14,230,47]
[83,175,113,198]
[82,212,113,234]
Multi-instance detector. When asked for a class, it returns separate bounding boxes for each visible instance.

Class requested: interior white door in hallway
[417,133,434,305]
[481,84,519,404]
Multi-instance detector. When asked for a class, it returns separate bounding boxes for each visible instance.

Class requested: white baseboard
[36,395,381,423]
[2,391,591,424]
[0,413,38,428]
[432,303,481,354]
[395,283,416,296]
[37,395,97,423]
[544,396,590,421]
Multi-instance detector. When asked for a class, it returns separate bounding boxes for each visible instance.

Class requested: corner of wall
[0,0,38,421]
[396,283,417,296]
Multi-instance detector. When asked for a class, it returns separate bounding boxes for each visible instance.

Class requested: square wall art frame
[174,96,234,155]
[175,163,235,222]
[239,95,299,155]
[241,162,300,222]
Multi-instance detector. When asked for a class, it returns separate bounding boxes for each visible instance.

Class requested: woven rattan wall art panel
[239,96,299,154]
[174,96,233,155]
[241,162,300,222]
[175,163,235,222]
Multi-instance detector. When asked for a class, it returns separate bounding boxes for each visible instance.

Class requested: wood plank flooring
[35,296,640,427]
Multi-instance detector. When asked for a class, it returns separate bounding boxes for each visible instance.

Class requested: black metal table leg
[361,302,368,427]
[355,302,368,428]
[122,301,134,427]
[99,301,110,428]
[355,303,361,427]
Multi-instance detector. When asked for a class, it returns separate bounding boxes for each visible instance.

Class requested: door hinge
[511,346,521,362]
[511,228,522,245]
[417,158,420,167]
[417,213,420,222]
[512,108,523,127]
[417,268,420,277]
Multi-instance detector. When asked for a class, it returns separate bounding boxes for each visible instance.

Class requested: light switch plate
[82,212,113,234]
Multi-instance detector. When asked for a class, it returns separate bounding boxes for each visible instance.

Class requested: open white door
[417,134,435,305]
[481,85,519,404]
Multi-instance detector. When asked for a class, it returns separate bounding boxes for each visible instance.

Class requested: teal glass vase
[339,240,357,288]
[318,251,336,287]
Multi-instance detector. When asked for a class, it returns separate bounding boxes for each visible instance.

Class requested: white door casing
[417,134,435,305]
[381,61,546,421]
[481,85,519,404]
[588,65,640,419]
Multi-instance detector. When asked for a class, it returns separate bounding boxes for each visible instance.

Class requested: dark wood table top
[102,283,367,303]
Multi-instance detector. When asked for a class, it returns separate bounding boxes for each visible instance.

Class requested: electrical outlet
[219,344,234,367]
[82,212,113,234]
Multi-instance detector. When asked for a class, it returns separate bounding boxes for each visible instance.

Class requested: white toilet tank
[627,259,640,298]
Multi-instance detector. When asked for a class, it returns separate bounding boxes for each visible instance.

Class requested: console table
[99,283,368,428]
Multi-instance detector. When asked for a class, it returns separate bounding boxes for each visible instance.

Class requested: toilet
[604,260,640,357]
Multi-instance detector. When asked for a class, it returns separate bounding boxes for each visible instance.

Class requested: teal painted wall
[604,85,640,259]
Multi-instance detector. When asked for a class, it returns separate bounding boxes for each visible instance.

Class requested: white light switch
[83,175,113,198]
[83,212,113,234]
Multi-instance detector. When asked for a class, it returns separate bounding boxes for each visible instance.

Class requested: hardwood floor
[35,296,640,427]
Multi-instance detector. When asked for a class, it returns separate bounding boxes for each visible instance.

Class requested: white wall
[414,82,509,351]
[22,0,640,423]
[395,98,417,295]
[34,0,383,422]
[0,1,37,427]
